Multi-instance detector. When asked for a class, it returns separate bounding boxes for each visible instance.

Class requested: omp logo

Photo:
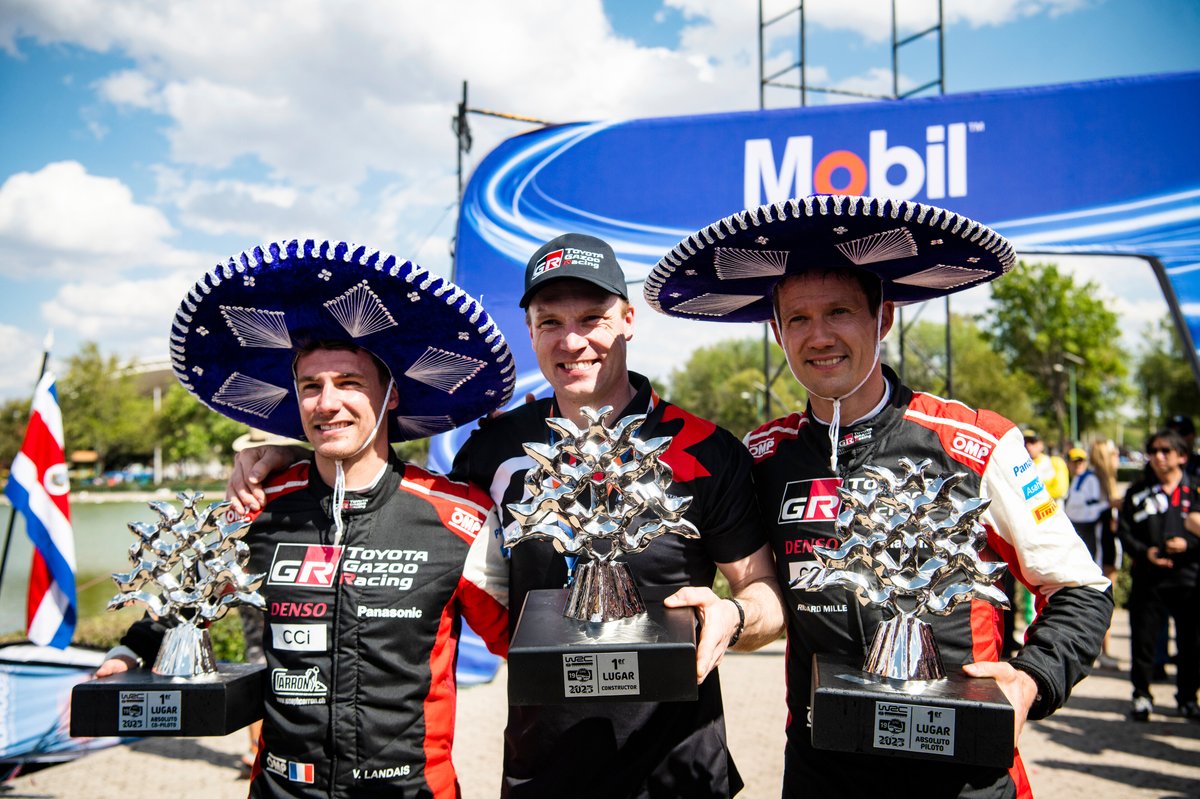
[1033,501,1057,523]
[271,623,328,652]
[951,432,992,464]
[266,754,315,784]
[532,249,563,277]
[745,123,976,206]
[270,601,328,618]
[748,437,776,459]
[268,544,343,588]
[778,479,842,524]
[448,507,483,537]
[1021,478,1045,501]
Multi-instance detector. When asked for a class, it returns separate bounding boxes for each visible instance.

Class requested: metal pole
[799,1,807,106]
[758,0,765,109]
[758,0,771,421]
[1069,364,1078,444]
[891,0,899,99]
[0,333,54,597]
[944,296,952,397]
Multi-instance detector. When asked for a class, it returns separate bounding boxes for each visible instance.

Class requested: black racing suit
[450,372,767,799]
[1118,471,1199,705]
[744,368,1112,799]
[119,455,509,799]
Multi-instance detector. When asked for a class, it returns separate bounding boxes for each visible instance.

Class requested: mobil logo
[778,478,843,524]
[744,122,980,207]
[268,544,344,588]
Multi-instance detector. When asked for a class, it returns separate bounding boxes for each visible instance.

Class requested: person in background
[1064,445,1120,668]
[1167,414,1200,479]
[1024,430,1070,502]
[1089,439,1124,668]
[1118,429,1199,722]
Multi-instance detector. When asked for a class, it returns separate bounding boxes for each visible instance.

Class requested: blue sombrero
[170,239,515,443]
[643,195,1016,323]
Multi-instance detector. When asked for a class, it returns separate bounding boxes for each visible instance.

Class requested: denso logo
[270,601,328,618]
[268,544,343,588]
[951,432,992,464]
[745,123,976,206]
[449,507,483,537]
[778,478,842,524]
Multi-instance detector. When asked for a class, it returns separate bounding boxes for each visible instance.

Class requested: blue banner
[436,72,1200,469]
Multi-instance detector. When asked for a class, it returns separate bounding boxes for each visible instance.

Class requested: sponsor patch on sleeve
[1032,501,1057,523]
[1021,477,1046,501]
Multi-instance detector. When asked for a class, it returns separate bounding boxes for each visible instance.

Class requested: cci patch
[268,544,343,589]
[271,623,328,652]
[778,478,843,524]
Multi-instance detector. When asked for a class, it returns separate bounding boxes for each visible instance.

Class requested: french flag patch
[288,761,315,783]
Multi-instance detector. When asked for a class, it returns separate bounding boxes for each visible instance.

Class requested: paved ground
[3,609,1198,798]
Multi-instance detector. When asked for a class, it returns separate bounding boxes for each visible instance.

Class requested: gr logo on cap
[519,232,630,308]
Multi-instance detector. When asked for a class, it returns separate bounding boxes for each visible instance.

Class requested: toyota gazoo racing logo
[532,249,564,277]
[778,478,843,524]
[950,432,992,464]
[341,547,429,591]
[268,544,343,589]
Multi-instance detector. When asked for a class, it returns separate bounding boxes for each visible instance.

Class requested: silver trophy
[506,405,699,623]
[72,491,268,737]
[801,457,1016,766]
[108,490,266,676]
[504,406,702,704]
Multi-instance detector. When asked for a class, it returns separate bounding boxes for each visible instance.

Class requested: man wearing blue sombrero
[645,196,1114,798]
[97,240,513,799]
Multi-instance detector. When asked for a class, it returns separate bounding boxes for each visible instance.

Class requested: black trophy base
[508,586,697,705]
[70,663,265,737]
[811,653,1015,768]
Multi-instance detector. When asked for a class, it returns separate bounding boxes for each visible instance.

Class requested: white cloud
[95,68,161,110]
[0,161,179,278]
[41,271,200,353]
[0,325,45,398]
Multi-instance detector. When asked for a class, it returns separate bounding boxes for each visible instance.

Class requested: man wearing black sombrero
[645,195,1114,798]
[96,240,514,799]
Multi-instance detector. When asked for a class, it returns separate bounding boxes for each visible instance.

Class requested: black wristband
[727,597,746,647]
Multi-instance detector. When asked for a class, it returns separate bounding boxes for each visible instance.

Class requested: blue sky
[1,0,1198,400]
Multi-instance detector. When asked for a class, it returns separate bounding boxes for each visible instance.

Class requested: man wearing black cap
[645,195,1114,799]
[229,232,785,799]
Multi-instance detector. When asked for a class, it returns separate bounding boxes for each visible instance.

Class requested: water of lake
[0,501,162,634]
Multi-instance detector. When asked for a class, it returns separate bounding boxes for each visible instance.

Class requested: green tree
[983,261,1128,449]
[901,314,1036,425]
[58,342,155,472]
[158,383,245,466]
[666,337,807,439]
[1133,317,1199,435]
[0,397,31,470]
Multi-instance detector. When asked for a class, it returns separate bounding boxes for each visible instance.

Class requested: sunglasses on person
[1147,447,1178,456]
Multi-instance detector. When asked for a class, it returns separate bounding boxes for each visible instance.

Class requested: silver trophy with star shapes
[505,406,702,704]
[72,491,268,738]
[799,458,1017,768]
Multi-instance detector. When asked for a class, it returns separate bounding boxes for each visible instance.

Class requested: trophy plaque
[71,491,267,737]
[797,458,1016,768]
[505,406,701,705]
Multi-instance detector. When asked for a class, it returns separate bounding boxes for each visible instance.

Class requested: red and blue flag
[4,372,76,648]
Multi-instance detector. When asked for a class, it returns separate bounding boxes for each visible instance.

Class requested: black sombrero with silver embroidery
[170,239,515,443]
[644,195,1016,323]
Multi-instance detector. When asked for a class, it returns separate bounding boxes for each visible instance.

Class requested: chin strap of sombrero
[327,378,394,548]
[801,313,885,475]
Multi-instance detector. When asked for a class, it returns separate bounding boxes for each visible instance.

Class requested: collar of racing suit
[306,451,406,533]
[800,364,912,479]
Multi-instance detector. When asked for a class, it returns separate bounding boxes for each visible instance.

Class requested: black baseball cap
[1167,414,1196,436]
[518,233,629,308]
